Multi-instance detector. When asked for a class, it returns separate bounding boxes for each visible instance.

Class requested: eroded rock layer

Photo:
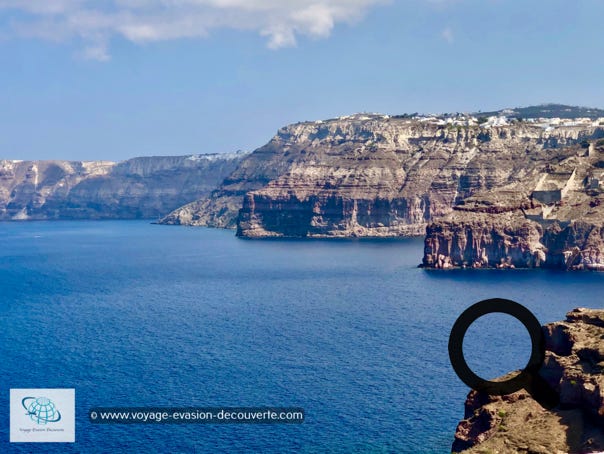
[423,142,604,269]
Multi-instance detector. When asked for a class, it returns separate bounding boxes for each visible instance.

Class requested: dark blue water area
[0,221,602,453]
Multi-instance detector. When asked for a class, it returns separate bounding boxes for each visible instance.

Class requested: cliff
[0,153,245,220]
[158,141,300,228]
[452,308,604,453]
[423,141,604,270]
[159,114,604,238]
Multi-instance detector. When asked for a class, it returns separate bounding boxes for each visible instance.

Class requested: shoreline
[420,264,604,272]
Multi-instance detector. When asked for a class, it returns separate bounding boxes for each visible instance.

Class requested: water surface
[1,221,602,453]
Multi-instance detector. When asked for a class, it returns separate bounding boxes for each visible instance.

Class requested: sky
[1,0,603,161]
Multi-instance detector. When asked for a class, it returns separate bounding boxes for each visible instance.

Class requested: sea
[0,221,602,453]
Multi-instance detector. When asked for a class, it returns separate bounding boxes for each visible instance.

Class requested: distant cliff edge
[5,104,604,270]
[0,153,246,220]
[159,109,604,247]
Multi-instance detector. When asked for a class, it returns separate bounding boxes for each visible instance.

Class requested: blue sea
[1,221,603,453]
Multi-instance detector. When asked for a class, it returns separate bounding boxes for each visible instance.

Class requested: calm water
[1,221,603,453]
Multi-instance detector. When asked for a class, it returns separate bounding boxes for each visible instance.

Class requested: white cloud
[441,26,454,43]
[0,0,390,60]
[78,43,111,61]
[261,24,297,50]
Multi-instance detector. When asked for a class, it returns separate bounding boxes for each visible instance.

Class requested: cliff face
[423,142,604,269]
[0,153,245,220]
[159,114,604,237]
[158,142,300,228]
[452,308,604,453]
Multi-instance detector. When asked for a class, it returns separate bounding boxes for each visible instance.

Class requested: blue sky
[1,0,603,161]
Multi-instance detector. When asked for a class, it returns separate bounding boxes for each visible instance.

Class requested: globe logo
[21,396,62,424]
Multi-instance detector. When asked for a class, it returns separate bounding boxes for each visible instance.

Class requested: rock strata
[0,153,245,220]
[423,141,604,269]
[453,308,604,453]
[159,114,604,238]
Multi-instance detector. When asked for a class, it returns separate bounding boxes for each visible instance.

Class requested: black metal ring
[448,298,545,395]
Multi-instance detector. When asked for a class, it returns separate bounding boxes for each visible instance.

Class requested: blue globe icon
[23,397,62,424]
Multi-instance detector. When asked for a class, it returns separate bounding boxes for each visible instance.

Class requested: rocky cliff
[159,140,301,228]
[452,308,604,453]
[159,114,604,238]
[0,153,245,220]
[423,141,604,270]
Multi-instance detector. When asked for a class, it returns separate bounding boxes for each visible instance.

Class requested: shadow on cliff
[559,409,604,453]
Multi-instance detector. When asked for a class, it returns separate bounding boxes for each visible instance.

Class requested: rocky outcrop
[160,113,604,237]
[423,214,547,269]
[424,217,604,270]
[0,153,245,220]
[452,308,604,453]
[423,142,604,269]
